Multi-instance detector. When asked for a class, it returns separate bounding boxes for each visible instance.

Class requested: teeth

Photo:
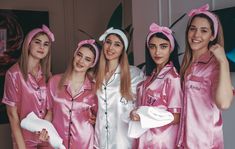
[192,39,200,43]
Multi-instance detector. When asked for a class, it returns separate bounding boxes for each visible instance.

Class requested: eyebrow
[190,25,209,30]
[106,38,122,44]
[34,38,50,43]
[77,51,93,60]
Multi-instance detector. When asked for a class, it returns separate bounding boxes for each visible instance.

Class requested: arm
[210,44,233,110]
[171,113,180,124]
[7,106,26,149]
[44,109,53,122]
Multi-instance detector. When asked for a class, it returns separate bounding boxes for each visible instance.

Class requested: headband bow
[42,25,55,42]
[147,23,175,51]
[99,27,128,51]
[74,39,99,67]
[188,4,209,17]
[149,23,172,35]
[188,4,218,37]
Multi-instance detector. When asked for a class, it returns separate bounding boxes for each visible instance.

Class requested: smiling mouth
[37,51,44,54]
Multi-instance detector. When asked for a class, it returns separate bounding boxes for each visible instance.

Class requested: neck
[192,48,208,62]
[28,57,40,74]
[70,70,86,83]
[107,60,119,73]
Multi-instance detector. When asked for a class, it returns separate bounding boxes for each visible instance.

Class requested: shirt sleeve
[210,63,220,101]
[2,70,20,107]
[46,79,54,110]
[167,77,182,113]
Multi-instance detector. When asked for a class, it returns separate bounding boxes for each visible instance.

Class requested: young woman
[130,23,182,149]
[94,27,144,149]
[2,25,54,149]
[178,4,234,148]
[45,39,99,149]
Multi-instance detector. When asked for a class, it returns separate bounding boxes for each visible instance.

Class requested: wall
[132,0,235,148]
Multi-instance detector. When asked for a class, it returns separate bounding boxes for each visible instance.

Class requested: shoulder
[168,66,180,79]
[48,74,62,85]
[129,65,144,76]
[6,63,20,74]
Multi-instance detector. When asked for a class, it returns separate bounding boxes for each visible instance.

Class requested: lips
[37,51,44,54]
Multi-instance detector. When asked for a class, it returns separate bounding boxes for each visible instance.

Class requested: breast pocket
[187,75,210,92]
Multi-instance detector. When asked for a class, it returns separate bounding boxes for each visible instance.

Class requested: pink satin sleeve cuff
[168,108,181,113]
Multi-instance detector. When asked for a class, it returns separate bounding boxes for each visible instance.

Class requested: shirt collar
[194,51,214,64]
[155,61,174,79]
[64,75,92,91]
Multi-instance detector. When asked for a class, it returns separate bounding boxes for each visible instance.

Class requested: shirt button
[104,100,107,102]
[69,109,72,113]
[104,87,106,90]
[105,126,108,129]
[105,112,107,115]
[70,121,73,124]
[70,133,72,136]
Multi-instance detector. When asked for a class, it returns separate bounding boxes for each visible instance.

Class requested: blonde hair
[18,32,52,82]
[95,34,132,100]
[180,13,224,81]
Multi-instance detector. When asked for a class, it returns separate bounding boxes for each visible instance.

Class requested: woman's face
[188,17,214,52]
[73,47,95,73]
[29,34,50,60]
[103,34,124,62]
[148,36,171,68]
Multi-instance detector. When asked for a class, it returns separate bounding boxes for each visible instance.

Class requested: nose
[39,44,44,50]
[154,47,160,55]
[193,29,200,37]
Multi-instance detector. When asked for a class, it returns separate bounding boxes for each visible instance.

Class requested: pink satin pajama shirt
[177,51,224,149]
[137,62,182,149]
[2,63,50,148]
[47,74,98,149]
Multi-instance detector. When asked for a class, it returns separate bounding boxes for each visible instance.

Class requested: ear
[210,35,216,41]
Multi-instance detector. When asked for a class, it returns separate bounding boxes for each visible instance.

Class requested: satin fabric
[94,66,144,149]
[177,51,224,149]
[2,63,50,148]
[137,62,182,149]
[48,74,98,149]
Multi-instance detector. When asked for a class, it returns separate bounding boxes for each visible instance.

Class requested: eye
[114,43,121,47]
[85,58,92,62]
[77,52,82,57]
[201,29,208,33]
[189,27,196,31]
[160,44,168,49]
[44,42,49,47]
[148,44,156,49]
[105,40,111,45]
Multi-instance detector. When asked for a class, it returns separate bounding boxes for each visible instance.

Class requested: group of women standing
[2,3,234,149]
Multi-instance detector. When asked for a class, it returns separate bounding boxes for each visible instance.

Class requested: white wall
[132,0,235,148]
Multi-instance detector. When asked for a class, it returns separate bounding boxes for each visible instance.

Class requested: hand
[209,44,228,63]
[36,129,49,142]
[88,113,96,125]
[130,109,140,121]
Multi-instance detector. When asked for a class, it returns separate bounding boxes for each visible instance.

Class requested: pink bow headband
[25,24,55,49]
[188,4,218,37]
[74,39,99,67]
[147,23,175,51]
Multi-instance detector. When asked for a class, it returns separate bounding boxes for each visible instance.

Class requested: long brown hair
[18,32,52,82]
[95,34,132,100]
[180,13,224,81]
